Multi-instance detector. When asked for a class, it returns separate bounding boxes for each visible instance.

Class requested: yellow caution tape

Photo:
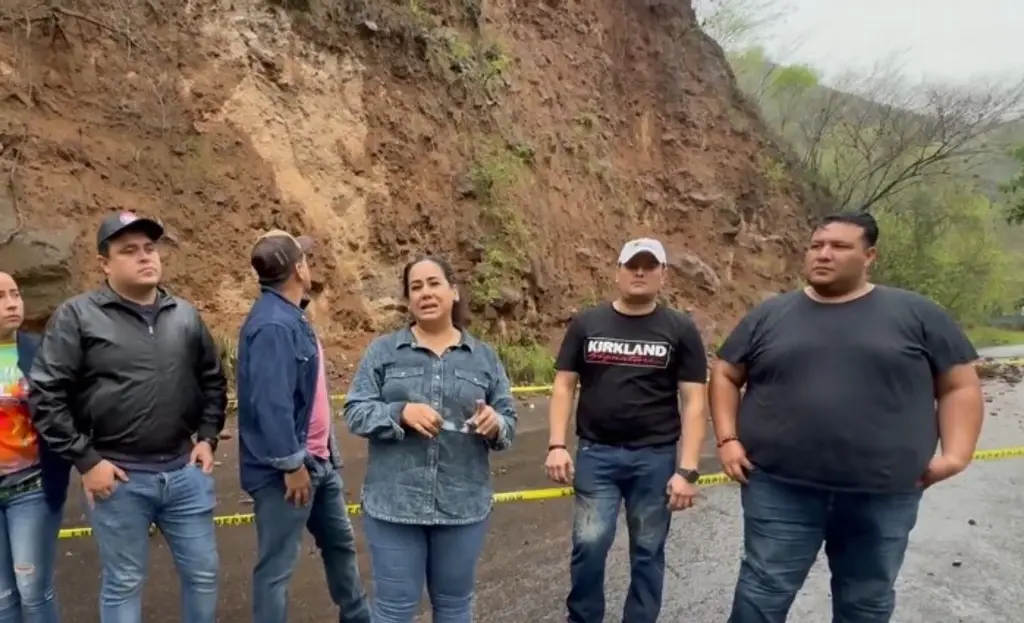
[56,445,1024,540]
[971,446,1024,461]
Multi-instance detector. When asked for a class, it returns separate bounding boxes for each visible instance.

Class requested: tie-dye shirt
[0,343,40,485]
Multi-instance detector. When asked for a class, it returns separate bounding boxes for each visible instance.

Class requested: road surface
[977,345,1024,360]
[52,388,1024,622]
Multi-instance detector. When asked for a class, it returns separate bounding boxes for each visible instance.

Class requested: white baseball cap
[618,238,667,265]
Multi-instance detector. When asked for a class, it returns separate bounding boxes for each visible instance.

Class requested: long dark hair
[401,255,468,329]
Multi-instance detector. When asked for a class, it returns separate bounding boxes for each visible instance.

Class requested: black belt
[0,475,43,503]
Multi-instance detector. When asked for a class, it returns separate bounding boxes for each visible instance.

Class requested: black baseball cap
[250,229,314,285]
[97,211,164,251]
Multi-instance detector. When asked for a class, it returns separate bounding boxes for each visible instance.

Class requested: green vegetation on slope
[696,0,1024,325]
[966,326,1024,349]
[1002,146,1024,225]
[494,342,556,386]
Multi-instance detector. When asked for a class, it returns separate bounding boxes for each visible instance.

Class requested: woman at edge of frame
[343,255,519,623]
[2,271,71,623]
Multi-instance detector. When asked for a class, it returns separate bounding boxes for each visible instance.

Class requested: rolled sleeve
[267,449,306,472]
[343,338,407,441]
[489,415,514,451]
[484,346,518,452]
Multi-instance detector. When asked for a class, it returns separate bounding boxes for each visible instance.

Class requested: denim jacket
[343,327,518,525]
[236,288,342,493]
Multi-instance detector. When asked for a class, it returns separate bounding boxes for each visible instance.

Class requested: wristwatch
[676,467,700,484]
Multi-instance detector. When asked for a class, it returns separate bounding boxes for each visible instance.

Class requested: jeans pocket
[186,464,217,506]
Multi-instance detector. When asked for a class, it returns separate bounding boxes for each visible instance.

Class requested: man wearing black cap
[28,212,227,623]
[237,230,369,623]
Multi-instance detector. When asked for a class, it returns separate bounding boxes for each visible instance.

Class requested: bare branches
[772,64,1024,212]
[727,36,1024,214]
[694,0,794,50]
[0,1,145,51]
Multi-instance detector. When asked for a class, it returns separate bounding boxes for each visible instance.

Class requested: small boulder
[0,224,77,326]
[668,252,721,295]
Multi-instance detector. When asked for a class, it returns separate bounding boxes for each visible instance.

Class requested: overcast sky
[742,0,1023,85]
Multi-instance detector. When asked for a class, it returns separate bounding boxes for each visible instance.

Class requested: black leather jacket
[28,285,227,473]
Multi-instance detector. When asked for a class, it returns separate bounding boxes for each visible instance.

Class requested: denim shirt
[237,288,343,493]
[343,327,518,525]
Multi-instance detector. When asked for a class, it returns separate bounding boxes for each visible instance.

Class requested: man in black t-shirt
[710,212,984,623]
[545,238,709,623]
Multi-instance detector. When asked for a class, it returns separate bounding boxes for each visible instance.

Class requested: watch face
[679,468,699,483]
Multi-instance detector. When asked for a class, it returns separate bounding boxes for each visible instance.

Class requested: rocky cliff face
[0,0,808,376]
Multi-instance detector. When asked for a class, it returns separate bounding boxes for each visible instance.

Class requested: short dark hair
[401,255,468,329]
[263,276,290,291]
[817,211,879,247]
[250,231,313,286]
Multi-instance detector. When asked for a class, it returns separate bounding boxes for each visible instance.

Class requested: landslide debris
[1,0,815,378]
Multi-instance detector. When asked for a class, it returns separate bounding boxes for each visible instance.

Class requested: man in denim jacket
[236,230,369,623]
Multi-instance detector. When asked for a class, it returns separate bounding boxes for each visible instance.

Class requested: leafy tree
[872,184,1021,322]
[1001,145,1024,224]
[730,56,1024,213]
[730,48,820,135]
[698,0,1024,316]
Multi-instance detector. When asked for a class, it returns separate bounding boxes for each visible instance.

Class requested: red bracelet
[716,436,739,448]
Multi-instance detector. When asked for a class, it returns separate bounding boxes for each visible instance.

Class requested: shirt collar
[259,287,307,319]
[396,325,475,352]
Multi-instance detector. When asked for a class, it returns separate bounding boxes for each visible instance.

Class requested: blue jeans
[362,515,489,623]
[88,464,219,623]
[728,469,923,623]
[566,441,677,623]
[0,485,62,623]
[250,460,369,623]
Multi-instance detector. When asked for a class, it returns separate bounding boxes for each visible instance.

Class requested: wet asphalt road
[978,345,1024,360]
[53,385,1024,622]
[632,380,1024,623]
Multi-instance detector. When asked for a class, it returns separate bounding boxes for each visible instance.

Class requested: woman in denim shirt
[344,256,518,623]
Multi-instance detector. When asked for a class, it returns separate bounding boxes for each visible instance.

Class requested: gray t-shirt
[717,286,978,493]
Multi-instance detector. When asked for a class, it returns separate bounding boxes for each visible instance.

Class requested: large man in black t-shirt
[710,212,984,623]
[545,238,709,623]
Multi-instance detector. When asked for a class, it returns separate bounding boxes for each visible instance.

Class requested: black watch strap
[198,437,219,452]
[676,467,700,484]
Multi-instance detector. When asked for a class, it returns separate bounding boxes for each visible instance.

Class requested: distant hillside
[729,51,1023,207]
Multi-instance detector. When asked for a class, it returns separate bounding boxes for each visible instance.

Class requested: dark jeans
[566,441,677,623]
[728,469,923,623]
[362,515,489,623]
[251,459,369,623]
[0,485,62,623]
[89,464,218,623]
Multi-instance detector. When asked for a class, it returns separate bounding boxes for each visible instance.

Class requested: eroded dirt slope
[0,0,810,376]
